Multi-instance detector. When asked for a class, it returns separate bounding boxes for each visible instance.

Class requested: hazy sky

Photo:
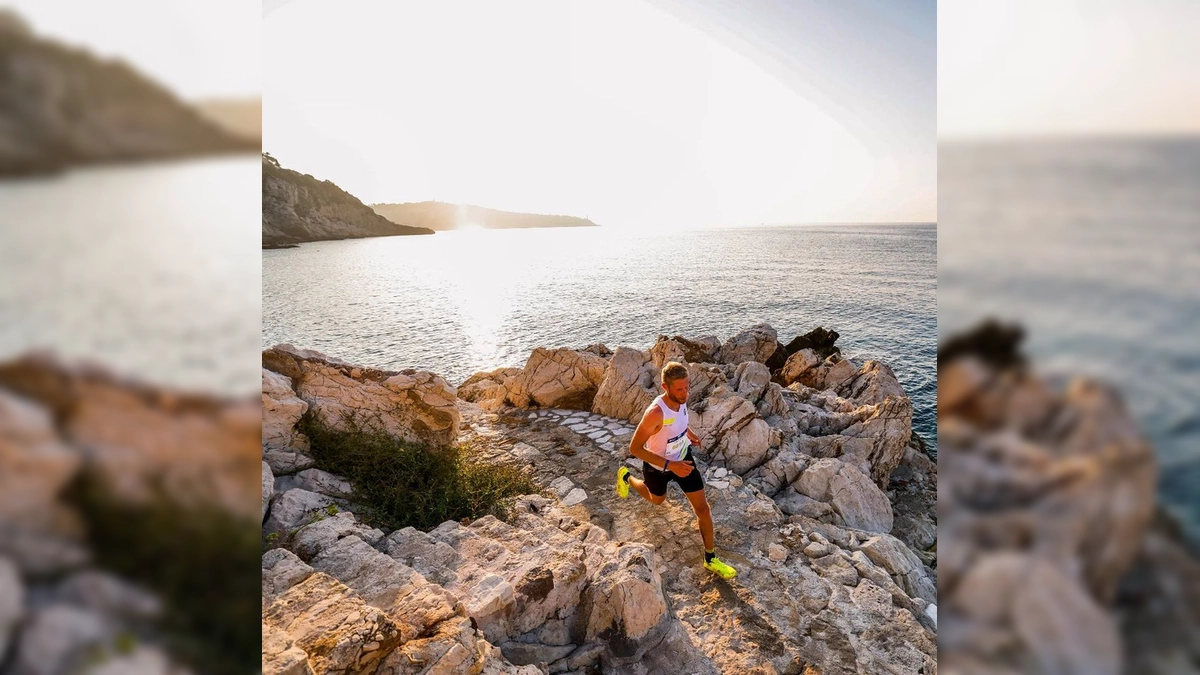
[265,0,937,228]
[2,0,259,100]
[940,0,1200,139]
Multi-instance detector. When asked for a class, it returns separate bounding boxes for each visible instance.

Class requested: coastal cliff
[261,324,939,673]
[0,11,258,177]
[262,155,435,248]
[372,201,598,231]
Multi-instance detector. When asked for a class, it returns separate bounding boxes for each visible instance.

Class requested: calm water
[940,138,1200,543]
[263,223,937,444]
[0,157,262,397]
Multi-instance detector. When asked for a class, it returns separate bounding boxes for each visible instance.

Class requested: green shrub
[298,412,542,532]
[64,471,260,675]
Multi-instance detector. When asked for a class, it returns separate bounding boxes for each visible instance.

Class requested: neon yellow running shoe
[615,466,631,499]
[704,556,738,579]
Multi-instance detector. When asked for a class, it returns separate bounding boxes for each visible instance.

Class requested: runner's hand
[668,460,692,478]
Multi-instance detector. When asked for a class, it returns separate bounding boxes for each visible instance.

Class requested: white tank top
[645,395,690,462]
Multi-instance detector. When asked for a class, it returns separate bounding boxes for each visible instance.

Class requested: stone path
[525,408,636,453]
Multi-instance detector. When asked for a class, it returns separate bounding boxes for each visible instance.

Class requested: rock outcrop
[0,10,258,176]
[262,155,434,247]
[937,322,1165,675]
[0,352,261,521]
[262,344,460,448]
[261,325,938,673]
[458,324,914,512]
[504,348,608,411]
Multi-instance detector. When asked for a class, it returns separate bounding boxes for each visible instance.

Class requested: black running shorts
[642,448,705,496]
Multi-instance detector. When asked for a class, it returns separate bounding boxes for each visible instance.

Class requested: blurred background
[1,1,260,673]
[939,0,1200,673]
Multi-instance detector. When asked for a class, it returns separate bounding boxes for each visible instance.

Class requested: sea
[263,223,937,446]
[0,156,262,397]
[940,137,1200,546]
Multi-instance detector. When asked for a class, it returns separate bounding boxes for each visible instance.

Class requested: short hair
[661,361,688,385]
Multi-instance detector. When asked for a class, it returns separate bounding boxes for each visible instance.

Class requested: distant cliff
[0,11,258,176]
[372,201,598,231]
[262,155,434,247]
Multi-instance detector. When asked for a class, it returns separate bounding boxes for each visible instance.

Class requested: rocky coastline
[261,324,939,674]
[262,155,435,248]
[937,321,1200,675]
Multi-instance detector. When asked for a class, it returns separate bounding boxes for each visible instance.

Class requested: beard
[666,390,687,406]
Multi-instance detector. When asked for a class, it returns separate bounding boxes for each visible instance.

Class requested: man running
[614,361,738,579]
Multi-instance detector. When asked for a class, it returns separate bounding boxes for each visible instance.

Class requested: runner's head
[660,361,689,405]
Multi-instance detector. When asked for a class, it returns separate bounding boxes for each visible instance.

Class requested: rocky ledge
[261,324,938,674]
[937,321,1200,675]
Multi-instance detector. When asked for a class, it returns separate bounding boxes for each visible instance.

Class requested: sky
[940,0,1200,139]
[265,0,937,229]
[1,0,259,100]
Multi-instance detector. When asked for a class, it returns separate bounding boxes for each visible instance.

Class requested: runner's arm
[629,406,669,469]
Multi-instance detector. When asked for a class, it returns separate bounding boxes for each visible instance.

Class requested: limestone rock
[261,548,316,599]
[276,468,354,500]
[458,366,523,413]
[505,347,607,411]
[262,447,315,475]
[858,534,936,604]
[13,605,110,675]
[767,543,788,562]
[775,487,833,520]
[692,389,770,475]
[262,461,273,522]
[834,395,913,489]
[380,527,462,586]
[262,489,337,538]
[498,640,576,667]
[0,389,87,575]
[422,501,594,644]
[55,570,162,620]
[780,348,822,386]
[290,511,384,561]
[939,326,1157,675]
[263,344,459,448]
[717,323,778,365]
[816,581,937,674]
[261,569,401,675]
[731,361,771,404]
[744,498,783,530]
[583,544,671,664]
[0,390,81,525]
[308,535,463,644]
[0,353,261,521]
[590,347,657,424]
[262,368,308,453]
[561,488,587,507]
[648,336,687,371]
[1013,560,1122,675]
[262,622,313,675]
[794,458,893,533]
